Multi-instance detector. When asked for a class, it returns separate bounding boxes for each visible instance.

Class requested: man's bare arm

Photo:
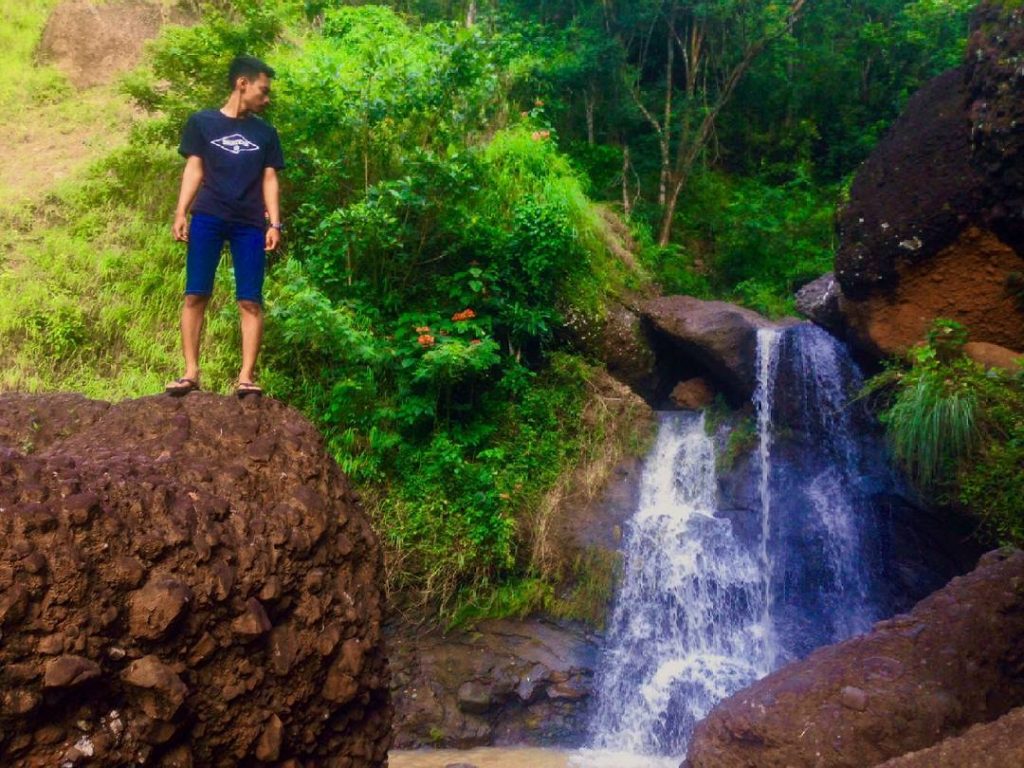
[263,166,281,252]
[172,156,204,242]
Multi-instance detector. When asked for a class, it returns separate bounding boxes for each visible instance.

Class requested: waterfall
[577,323,890,765]
[763,323,881,658]
[754,327,781,670]
[579,412,771,766]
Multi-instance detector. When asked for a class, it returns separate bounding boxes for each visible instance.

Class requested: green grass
[0,0,137,206]
[884,374,980,488]
[864,320,1024,546]
[0,145,246,397]
[0,0,67,111]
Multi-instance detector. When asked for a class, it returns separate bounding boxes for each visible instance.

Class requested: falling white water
[768,324,877,642]
[581,412,771,763]
[577,324,888,766]
[754,327,781,669]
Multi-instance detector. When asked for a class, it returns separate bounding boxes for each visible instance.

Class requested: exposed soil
[0,392,392,767]
[839,227,1024,357]
[831,2,1024,357]
[37,0,193,88]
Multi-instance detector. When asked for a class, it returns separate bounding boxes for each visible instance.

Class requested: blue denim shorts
[185,212,265,304]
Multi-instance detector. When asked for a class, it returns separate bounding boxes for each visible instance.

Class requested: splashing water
[584,412,771,760]
[580,323,889,764]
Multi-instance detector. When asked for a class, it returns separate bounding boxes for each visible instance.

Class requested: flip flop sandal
[165,377,200,397]
[235,381,263,398]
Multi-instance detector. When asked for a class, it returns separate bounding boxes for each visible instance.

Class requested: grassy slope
[0,2,245,396]
[0,1,136,205]
[0,5,655,623]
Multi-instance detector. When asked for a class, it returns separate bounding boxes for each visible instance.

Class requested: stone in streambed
[641,295,787,402]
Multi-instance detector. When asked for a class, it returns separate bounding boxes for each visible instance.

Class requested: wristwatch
[269,222,284,231]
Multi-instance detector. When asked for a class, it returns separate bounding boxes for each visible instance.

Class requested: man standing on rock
[165,55,285,398]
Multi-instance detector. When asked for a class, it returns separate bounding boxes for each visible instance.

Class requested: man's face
[239,72,272,113]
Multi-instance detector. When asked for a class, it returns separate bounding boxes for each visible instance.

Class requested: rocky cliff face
[0,393,391,767]
[389,619,598,749]
[683,547,1024,768]
[828,1,1024,360]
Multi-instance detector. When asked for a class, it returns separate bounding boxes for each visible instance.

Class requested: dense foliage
[0,0,984,620]
[864,320,1024,545]
[4,2,644,619]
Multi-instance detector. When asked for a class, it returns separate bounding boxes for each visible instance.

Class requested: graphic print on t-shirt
[211,133,261,155]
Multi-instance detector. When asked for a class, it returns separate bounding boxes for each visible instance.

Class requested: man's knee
[184,293,209,311]
[237,299,263,316]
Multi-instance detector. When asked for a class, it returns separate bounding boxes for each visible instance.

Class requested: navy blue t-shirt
[178,109,285,227]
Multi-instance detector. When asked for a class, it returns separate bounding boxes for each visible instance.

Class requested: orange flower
[470,339,481,345]
[535,99,544,107]
[452,308,477,322]
[417,334,435,347]
[414,325,431,333]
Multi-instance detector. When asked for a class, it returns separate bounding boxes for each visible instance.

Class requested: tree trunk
[585,87,596,145]
[622,144,633,216]
[656,0,807,246]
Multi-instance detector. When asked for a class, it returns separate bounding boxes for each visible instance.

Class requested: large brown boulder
[683,547,1024,768]
[831,2,1024,358]
[640,296,785,402]
[0,393,391,767]
[876,706,1024,768]
[965,1,1024,254]
[837,226,1024,358]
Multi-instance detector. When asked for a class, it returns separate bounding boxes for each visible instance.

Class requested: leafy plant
[864,319,1024,545]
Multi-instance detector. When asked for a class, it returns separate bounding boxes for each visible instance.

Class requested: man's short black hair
[227,55,275,90]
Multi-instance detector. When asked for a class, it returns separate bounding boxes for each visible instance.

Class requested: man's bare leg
[181,294,208,381]
[238,299,263,386]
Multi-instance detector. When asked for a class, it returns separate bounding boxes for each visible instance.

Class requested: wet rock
[457,681,493,714]
[669,377,715,410]
[640,295,785,402]
[795,272,843,333]
[684,548,1024,768]
[0,392,391,767]
[876,705,1024,767]
[389,618,598,748]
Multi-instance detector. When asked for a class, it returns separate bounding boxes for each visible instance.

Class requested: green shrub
[864,319,1024,545]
